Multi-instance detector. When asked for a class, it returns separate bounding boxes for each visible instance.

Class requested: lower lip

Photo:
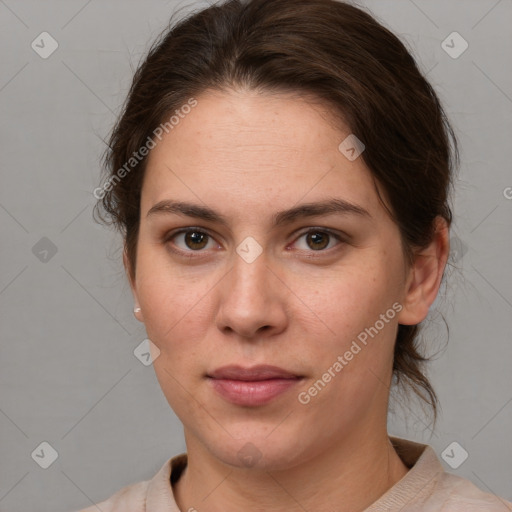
[208,377,301,406]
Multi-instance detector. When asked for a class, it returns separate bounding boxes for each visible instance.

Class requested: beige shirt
[77,436,512,511]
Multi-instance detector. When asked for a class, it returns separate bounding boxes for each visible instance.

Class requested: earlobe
[133,306,143,322]
[397,217,450,326]
[123,247,144,322]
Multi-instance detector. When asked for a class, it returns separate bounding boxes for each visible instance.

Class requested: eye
[164,227,345,258]
[165,228,219,255]
[292,228,344,252]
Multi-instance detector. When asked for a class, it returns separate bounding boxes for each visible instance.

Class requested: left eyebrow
[146,197,371,226]
[272,198,371,225]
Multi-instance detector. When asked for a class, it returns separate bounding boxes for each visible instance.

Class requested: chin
[203,431,310,472]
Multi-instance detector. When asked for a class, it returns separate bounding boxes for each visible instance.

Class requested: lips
[207,365,303,406]
[208,364,301,381]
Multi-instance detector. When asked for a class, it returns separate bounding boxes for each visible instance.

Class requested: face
[128,88,429,470]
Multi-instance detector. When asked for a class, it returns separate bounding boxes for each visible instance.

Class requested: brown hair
[95,0,459,426]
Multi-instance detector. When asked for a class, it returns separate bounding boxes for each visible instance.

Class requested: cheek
[135,252,213,357]
[297,255,401,395]
[305,259,398,339]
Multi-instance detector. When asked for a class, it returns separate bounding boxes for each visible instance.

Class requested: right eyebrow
[146,197,371,226]
[147,200,230,226]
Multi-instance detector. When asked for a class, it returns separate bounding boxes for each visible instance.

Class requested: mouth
[206,364,304,406]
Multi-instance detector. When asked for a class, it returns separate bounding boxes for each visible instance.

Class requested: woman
[80,0,512,510]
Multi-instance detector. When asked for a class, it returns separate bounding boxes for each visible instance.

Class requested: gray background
[0,0,511,510]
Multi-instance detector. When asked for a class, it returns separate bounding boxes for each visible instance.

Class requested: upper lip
[207,364,302,381]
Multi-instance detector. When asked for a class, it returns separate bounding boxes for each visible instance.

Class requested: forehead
[141,88,383,219]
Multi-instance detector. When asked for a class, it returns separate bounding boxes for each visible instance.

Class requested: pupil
[309,232,328,250]
[187,231,206,249]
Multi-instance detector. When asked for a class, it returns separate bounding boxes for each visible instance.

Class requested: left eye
[292,229,342,251]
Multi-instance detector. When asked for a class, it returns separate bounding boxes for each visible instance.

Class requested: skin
[125,88,449,512]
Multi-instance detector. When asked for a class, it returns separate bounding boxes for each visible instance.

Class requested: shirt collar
[144,436,443,511]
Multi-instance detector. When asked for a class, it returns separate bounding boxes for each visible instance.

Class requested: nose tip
[224,322,272,339]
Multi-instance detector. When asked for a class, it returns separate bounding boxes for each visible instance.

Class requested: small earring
[134,307,141,314]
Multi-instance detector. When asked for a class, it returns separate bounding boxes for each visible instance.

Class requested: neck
[173,430,409,512]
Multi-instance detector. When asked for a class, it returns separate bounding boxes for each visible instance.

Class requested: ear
[397,216,450,326]
[123,247,143,322]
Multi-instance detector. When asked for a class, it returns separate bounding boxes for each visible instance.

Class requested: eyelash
[162,227,346,259]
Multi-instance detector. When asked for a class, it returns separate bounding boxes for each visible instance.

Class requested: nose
[215,248,288,340]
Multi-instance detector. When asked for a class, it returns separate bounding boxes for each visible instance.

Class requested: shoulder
[386,438,511,512]
[425,471,512,511]
[75,479,150,512]
[73,455,182,512]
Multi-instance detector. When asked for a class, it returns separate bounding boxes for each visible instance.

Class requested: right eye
[164,228,220,257]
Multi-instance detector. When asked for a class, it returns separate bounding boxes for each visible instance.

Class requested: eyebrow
[146,198,371,227]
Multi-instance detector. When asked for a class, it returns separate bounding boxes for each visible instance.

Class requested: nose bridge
[216,242,286,338]
[229,243,273,301]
